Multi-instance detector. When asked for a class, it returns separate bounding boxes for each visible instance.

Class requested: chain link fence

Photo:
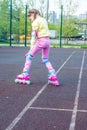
[0,0,32,46]
[0,0,87,48]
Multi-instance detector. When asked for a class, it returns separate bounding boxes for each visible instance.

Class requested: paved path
[0,47,87,130]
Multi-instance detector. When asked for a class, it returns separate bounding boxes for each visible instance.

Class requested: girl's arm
[30,30,38,50]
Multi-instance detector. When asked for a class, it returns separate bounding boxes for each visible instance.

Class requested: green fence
[0,0,31,47]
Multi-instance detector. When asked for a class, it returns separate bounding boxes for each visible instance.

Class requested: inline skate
[15,73,31,85]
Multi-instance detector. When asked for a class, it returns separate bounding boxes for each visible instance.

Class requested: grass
[51,43,87,49]
[0,41,30,47]
[0,41,87,49]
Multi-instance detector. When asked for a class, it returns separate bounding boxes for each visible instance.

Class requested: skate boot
[48,70,59,86]
[15,73,31,85]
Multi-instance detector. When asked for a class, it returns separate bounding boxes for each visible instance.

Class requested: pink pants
[23,37,54,73]
[30,37,50,58]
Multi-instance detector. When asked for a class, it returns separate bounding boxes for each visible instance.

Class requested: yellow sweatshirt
[30,16,49,49]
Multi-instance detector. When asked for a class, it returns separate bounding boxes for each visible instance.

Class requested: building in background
[79,12,87,20]
[49,11,58,24]
[49,0,59,24]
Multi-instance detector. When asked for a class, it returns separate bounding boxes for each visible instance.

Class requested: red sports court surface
[0,47,87,130]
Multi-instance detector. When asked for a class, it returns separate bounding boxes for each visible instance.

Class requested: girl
[16,9,59,86]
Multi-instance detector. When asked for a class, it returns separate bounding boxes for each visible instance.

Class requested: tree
[60,0,79,43]
[27,0,47,18]
[63,0,79,16]
[62,16,80,43]
[0,0,10,32]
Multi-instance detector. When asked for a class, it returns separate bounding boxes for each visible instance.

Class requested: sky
[76,0,87,15]
[49,0,87,15]
[23,0,87,16]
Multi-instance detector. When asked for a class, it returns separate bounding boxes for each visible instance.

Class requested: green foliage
[48,23,60,35]
[62,16,80,38]
[0,0,10,32]
[0,0,86,42]
[0,0,32,39]
[48,23,57,30]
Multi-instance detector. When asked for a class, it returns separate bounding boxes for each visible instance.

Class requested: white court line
[56,51,75,74]
[69,51,85,130]
[29,106,87,113]
[5,51,75,130]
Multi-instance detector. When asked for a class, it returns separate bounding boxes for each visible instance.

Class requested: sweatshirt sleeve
[30,30,38,49]
[30,21,38,49]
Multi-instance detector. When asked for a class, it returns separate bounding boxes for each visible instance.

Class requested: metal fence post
[25,5,27,47]
[10,0,12,46]
[46,0,49,22]
[60,5,63,48]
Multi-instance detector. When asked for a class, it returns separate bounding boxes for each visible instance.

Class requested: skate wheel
[48,81,50,84]
[15,79,19,84]
[22,80,31,85]
[15,78,31,85]
[48,80,59,87]
[25,80,31,85]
